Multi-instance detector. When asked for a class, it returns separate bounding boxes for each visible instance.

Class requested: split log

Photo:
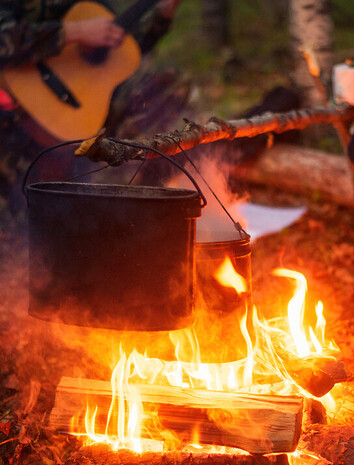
[66,446,290,465]
[299,424,354,465]
[50,377,303,455]
[273,344,348,397]
[74,106,354,165]
[232,143,354,207]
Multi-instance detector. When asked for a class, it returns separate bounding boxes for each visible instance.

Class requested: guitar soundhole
[80,46,110,65]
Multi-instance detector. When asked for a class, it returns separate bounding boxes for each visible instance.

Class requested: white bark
[289,0,334,105]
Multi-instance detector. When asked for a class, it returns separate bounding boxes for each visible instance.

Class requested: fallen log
[66,446,291,465]
[74,106,354,165]
[50,377,303,455]
[232,143,354,207]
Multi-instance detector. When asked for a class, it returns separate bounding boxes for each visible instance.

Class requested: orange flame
[214,257,247,294]
[272,268,310,357]
[70,260,341,452]
[240,309,253,386]
[315,301,326,348]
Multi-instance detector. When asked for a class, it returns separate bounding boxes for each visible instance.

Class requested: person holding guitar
[0,0,183,217]
[0,0,182,68]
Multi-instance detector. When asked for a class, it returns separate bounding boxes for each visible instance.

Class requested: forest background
[152,0,354,153]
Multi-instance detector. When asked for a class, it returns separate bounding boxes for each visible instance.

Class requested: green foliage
[331,0,354,27]
[153,0,354,121]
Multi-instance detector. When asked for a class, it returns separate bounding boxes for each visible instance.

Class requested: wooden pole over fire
[75,105,354,165]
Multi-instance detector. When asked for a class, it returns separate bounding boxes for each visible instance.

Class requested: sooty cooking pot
[26,182,202,331]
[196,230,252,314]
[195,230,252,362]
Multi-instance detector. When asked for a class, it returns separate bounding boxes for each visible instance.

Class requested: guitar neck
[114,0,160,31]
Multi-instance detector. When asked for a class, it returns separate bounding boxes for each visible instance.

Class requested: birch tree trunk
[289,0,334,105]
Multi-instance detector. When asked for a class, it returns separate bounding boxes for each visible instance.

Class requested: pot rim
[26,181,201,201]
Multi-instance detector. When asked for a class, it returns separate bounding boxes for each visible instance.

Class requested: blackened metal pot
[26,182,201,331]
[195,232,252,362]
[196,232,252,312]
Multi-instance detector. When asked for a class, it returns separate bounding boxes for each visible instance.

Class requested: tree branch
[75,106,354,165]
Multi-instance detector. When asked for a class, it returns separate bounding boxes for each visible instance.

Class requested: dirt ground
[0,179,353,464]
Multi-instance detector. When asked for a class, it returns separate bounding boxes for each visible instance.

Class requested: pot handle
[22,138,207,208]
[22,139,85,199]
[109,138,207,208]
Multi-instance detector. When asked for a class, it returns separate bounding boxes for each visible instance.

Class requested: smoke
[165,144,249,242]
[162,144,252,364]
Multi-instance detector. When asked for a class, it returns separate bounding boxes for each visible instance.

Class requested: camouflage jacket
[0,0,172,68]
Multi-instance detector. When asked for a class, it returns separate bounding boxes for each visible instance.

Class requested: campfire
[1,204,353,465]
[46,260,347,463]
[1,106,353,465]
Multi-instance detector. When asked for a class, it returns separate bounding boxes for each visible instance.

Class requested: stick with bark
[74,106,354,165]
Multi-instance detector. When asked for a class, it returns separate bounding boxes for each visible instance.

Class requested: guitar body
[3,1,141,141]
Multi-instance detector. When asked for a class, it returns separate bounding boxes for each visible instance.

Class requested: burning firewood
[49,377,303,455]
[303,398,327,425]
[307,355,348,384]
[273,344,347,398]
[299,424,354,465]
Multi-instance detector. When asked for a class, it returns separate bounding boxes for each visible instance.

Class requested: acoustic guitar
[3,0,159,142]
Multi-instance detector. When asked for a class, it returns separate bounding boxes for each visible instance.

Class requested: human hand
[64,18,125,48]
